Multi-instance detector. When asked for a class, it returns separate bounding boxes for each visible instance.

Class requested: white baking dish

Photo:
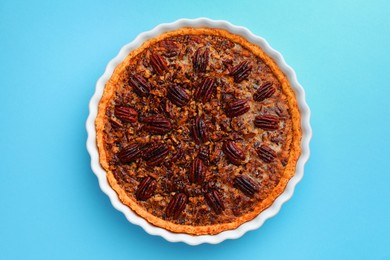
[86,18,312,245]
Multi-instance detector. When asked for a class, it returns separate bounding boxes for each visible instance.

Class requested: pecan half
[166,193,187,219]
[204,190,225,214]
[142,116,172,135]
[135,176,157,201]
[118,143,141,163]
[253,82,275,102]
[129,74,150,97]
[114,106,138,123]
[225,99,250,118]
[222,141,246,165]
[229,61,252,83]
[193,48,209,73]
[109,118,123,129]
[254,115,280,130]
[167,85,190,107]
[189,158,206,184]
[194,77,215,102]
[191,117,208,144]
[160,40,179,58]
[143,143,170,166]
[234,175,260,197]
[150,52,168,75]
[256,145,276,163]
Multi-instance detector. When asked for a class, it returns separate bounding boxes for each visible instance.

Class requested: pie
[96,27,301,235]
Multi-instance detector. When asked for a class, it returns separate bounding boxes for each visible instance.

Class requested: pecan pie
[96,28,301,235]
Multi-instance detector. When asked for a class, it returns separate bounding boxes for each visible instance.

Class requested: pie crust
[96,28,301,235]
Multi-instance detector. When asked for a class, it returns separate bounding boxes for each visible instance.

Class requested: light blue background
[1,0,389,259]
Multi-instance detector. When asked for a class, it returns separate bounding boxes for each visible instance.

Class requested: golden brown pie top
[96,28,301,235]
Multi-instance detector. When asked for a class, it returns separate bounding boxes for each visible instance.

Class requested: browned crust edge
[95,27,302,235]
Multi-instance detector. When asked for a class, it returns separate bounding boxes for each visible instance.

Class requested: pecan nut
[189,158,206,184]
[109,118,123,129]
[234,175,260,197]
[143,143,170,166]
[166,193,187,219]
[254,114,280,130]
[114,106,138,123]
[191,117,208,144]
[204,190,225,214]
[253,82,275,102]
[222,141,246,165]
[256,145,276,163]
[194,77,215,102]
[150,52,168,75]
[225,99,250,118]
[160,40,179,58]
[129,74,150,97]
[193,47,209,73]
[135,176,157,201]
[142,116,172,135]
[229,61,252,83]
[167,85,190,107]
[118,143,141,163]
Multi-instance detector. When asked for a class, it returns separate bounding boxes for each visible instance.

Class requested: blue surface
[1,0,389,259]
